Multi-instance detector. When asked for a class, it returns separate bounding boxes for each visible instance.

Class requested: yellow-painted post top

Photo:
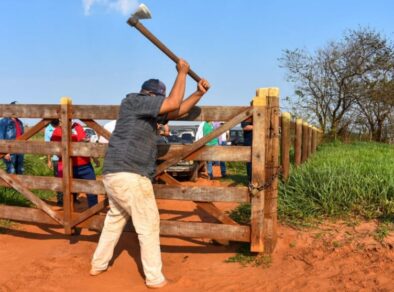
[282,112,291,121]
[296,118,303,125]
[60,97,72,105]
[255,87,280,98]
[252,95,266,106]
[268,87,280,97]
[303,122,308,127]
[256,88,269,97]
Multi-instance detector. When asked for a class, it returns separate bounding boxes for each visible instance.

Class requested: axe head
[127,3,151,26]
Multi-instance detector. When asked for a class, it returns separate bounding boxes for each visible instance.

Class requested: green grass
[225,243,272,268]
[374,220,394,242]
[0,153,56,206]
[279,141,394,226]
[221,161,248,186]
[226,142,393,264]
[0,219,14,234]
[227,141,393,229]
[228,203,251,225]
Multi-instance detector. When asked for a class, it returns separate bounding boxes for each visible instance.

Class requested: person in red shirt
[51,122,98,207]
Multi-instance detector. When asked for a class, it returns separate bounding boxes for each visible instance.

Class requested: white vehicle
[83,127,99,143]
[98,120,116,143]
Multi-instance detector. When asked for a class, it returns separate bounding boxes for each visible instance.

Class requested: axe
[127,4,202,82]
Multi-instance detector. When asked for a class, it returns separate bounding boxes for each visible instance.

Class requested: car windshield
[84,128,95,136]
[168,135,180,143]
[181,133,194,143]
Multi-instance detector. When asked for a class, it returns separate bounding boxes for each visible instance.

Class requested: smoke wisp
[83,0,140,16]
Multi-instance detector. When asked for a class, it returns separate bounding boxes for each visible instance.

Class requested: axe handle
[133,21,201,82]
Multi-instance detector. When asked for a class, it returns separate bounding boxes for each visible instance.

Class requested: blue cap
[141,79,166,96]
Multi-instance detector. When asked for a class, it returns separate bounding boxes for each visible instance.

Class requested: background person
[44,119,63,206]
[0,101,24,174]
[202,120,218,180]
[218,122,228,178]
[241,117,253,183]
[51,121,99,207]
[157,122,170,144]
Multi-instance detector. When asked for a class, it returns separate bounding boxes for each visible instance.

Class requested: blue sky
[1,0,393,112]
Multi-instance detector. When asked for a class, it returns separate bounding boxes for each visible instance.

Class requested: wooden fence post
[60,97,73,234]
[264,88,280,253]
[294,118,302,167]
[301,122,308,163]
[318,129,324,145]
[311,127,317,153]
[307,125,312,159]
[250,90,267,253]
[281,112,291,180]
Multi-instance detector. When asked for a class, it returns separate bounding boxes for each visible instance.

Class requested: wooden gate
[0,88,285,253]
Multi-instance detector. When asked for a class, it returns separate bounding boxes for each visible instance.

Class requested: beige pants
[91,172,165,286]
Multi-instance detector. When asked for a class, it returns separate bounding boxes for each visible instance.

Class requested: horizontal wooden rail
[0,205,250,242]
[158,145,250,162]
[0,140,62,155]
[159,220,250,242]
[0,104,250,121]
[0,104,60,119]
[0,141,251,162]
[0,175,250,202]
[154,185,250,202]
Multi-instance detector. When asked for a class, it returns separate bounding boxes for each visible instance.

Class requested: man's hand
[4,154,11,161]
[47,160,53,170]
[197,79,210,94]
[176,59,190,75]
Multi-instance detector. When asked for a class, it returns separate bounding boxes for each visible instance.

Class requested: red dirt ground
[1,169,393,291]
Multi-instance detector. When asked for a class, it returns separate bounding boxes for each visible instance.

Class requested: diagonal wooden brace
[70,198,108,227]
[80,119,112,141]
[155,107,253,176]
[0,168,63,224]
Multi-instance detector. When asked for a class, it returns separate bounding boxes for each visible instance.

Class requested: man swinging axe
[90,5,210,289]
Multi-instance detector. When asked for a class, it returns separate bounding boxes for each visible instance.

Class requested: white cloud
[83,0,96,15]
[82,0,140,16]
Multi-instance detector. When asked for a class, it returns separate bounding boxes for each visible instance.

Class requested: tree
[280,27,394,140]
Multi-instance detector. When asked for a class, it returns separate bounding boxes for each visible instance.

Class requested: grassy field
[227,142,394,227]
[0,154,55,206]
[279,142,394,225]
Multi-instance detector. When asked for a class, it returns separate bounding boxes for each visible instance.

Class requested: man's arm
[159,59,189,114]
[166,79,210,120]
[242,119,253,131]
[243,125,253,131]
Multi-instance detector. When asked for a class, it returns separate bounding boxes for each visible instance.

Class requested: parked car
[83,127,99,143]
[229,128,244,145]
[166,131,198,181]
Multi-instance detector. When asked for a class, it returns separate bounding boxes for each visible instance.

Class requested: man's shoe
[89,268,106,276]
[146,280,168,289]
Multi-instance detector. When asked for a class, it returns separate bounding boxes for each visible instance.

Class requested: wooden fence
[0,88,322,254]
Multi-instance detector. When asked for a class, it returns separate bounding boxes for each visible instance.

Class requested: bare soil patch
[1,170,393,291]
